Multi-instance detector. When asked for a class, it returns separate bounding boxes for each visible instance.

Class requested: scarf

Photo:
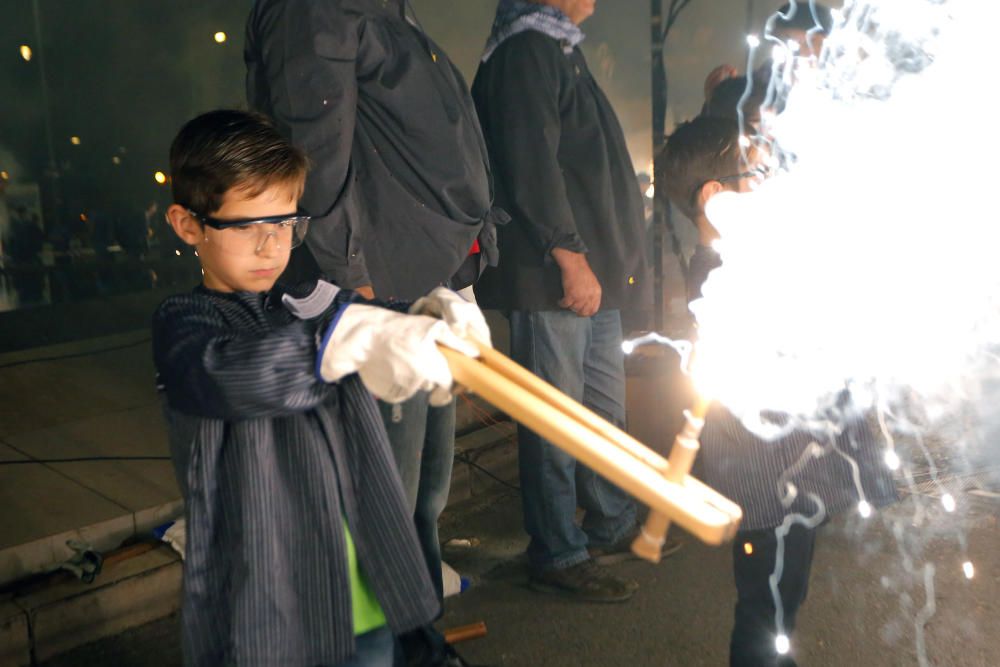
[482,0,585,63]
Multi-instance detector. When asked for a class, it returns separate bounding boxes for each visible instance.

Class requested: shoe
[528,559,636,603]
[588,527,683,565]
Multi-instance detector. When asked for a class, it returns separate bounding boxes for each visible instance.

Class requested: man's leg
[415,397,457,599]
[378,395,429,512]
[379,393,454,599]
[575,309,637,547]
[730,524,818,667]
[509,310,635,602]
[509,310,591,570]
[380,395,454,667]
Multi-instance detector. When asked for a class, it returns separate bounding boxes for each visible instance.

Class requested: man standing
[473,0,664,603]
[246,2,500,664]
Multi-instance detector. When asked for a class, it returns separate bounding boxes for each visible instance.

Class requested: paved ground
[40,480,1000,667]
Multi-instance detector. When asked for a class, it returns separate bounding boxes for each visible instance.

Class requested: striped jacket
[690,246,898,531]
[152,285,439,666]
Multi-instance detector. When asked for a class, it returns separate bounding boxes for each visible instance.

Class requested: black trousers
[730,524,817,667]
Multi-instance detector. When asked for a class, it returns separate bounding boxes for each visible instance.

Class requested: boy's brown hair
[657,116,743,220]
[169,110,307,216]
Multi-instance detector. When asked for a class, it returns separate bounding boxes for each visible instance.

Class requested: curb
[0,424,518,666]
[0,500,184,590]
[1,546,181,667]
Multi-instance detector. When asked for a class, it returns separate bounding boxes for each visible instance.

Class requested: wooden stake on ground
[444,621,488,645]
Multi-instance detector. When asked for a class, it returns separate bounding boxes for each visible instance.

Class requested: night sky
[1,0,793,215]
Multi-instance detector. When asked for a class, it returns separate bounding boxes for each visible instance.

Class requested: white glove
[409,287,492,347]
[317,304,479,406]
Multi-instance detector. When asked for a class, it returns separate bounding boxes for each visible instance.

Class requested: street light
[20,45,33,61]
[154,171,168,185]
[0,171,9,181]
[112,156,122,166]
[70,136,81,145]
[214,31,227,44]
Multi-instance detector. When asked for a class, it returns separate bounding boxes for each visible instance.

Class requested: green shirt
[342,518,387,636]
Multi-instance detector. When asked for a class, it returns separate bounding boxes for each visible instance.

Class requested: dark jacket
[246,0,499,300]
[152,285,439,665]
[471,31,651,312]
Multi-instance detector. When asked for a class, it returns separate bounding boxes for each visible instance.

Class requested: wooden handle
[476,343,695,562]
[631,401,711,561]
[475,343,671,474]
[440,346,741,546]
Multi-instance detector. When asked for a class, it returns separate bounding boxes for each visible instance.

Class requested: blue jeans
[334,626,394,667]
[378,393,455,599]
[509,309,637,571]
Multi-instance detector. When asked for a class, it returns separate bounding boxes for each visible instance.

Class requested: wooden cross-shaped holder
[439,343,742,559]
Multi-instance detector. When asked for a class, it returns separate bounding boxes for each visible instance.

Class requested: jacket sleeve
[246,0,370,288]
[476,36,588,261]
[687,244,723,302]
[153,294,348,420]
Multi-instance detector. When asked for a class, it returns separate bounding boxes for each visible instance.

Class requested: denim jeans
[508,309,637,571]
[334,626,394,667]
[730,524,817,667]
[378,393,456,599]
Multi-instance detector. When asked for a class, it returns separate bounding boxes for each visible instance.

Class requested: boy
[154,109,490,667]
[659,116,896,667]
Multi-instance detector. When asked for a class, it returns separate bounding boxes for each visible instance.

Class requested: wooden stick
[444,621,488,645]
[440,347,741,546]
[474,343,671,474]
[474,342,680,560]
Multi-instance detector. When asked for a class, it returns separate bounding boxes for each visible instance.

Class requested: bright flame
[941,494,956,513]
[858,501,872,519]
[0,171,8,181]
[743,542,754,556]
[963,561,974,579]
[884,450,901,471]
[747,34,761,48]
[775,634,790,655]
[70,136,81,146]
[19,45,32,62]
[214,31,227,44]
[645,183,655,199]
[689,1,1000,433]
[154,171,167,185]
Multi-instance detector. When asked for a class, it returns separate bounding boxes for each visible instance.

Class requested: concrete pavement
[33,480,1000,667]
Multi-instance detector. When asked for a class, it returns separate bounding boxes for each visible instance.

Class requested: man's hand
[354,285,375,300]
[551,248,601,317]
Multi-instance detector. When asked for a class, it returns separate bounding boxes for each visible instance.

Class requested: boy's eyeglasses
[688,166,771,209]
[186,210,311,256]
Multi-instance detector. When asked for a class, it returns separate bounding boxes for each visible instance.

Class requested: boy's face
[166,184,297,293]
[697,149,765,243]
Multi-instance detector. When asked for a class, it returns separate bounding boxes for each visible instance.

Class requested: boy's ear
[165,204,203,247]
[696,180,725,212]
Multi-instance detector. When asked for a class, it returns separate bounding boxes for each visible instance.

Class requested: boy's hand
[354,285,375,300]
[316,304,479,406]
[552,248,602,318]
[409,287,492,347]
